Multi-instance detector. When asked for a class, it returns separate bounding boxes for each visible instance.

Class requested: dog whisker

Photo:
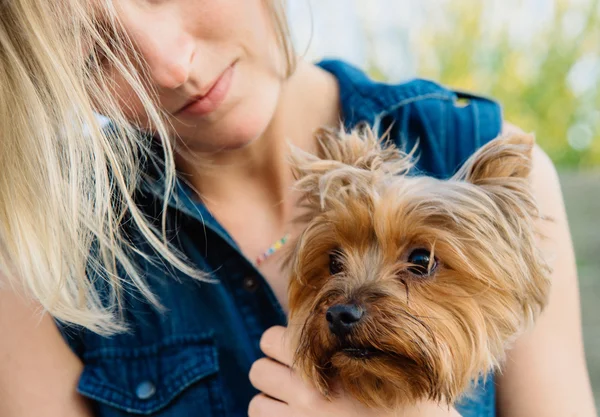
[400,279,409,305]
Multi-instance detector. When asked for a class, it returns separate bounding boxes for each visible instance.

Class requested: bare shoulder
[503,121,565,219]
[495,123,597,416]
[0,286,92,417]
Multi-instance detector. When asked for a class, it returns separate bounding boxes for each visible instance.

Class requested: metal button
[135,380,156,400]
[242,276,260,292]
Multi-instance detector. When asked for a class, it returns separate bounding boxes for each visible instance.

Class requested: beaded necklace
[255,233,291,267]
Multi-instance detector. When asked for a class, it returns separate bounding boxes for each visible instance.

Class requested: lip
[177,63,235,117]
[342,347,381,359]
[340,347,418,368]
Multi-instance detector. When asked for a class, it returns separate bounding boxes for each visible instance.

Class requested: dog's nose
[326,304,364,338]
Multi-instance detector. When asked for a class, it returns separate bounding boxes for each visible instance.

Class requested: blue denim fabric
[59,59,503,417]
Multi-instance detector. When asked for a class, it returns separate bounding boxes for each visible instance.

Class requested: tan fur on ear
[455,133,535,184]
[312,125,411,172]
[289,125,414,212]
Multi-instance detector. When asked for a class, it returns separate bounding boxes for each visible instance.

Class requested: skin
[0,0,596,416]
[0,289,93,417]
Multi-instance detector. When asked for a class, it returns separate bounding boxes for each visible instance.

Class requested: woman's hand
[249,326,462,417]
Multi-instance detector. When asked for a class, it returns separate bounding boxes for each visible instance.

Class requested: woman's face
[109,0,285,151]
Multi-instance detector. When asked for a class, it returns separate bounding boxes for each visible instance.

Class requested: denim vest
[59,60,503,417]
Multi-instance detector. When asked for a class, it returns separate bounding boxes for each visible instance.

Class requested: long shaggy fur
[287,127,551,409]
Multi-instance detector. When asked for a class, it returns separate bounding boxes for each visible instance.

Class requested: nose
[136,29,195,90]
[326,304,364,339]
[148,39,194,90]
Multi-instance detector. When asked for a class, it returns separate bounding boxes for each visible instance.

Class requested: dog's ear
[289,125,413,212]
[455,133,535,185]
[453,133,542,248]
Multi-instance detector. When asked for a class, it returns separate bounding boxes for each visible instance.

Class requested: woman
[0,0,596,416]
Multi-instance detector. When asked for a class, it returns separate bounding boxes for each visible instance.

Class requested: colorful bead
[255,233,291,266]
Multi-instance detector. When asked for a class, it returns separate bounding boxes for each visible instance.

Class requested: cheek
[112,80,146,120]
[198,0,280,59]
[288,274,317,317]
[287,258,332,321]
[94,66,151,127]
[223,0,286,76]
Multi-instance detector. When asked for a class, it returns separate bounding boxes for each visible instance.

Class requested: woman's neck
[175,60,340,219]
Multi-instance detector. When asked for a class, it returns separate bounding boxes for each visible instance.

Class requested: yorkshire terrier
[286,126,551,409]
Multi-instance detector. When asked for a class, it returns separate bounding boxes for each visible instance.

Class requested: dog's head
[287,127,551,408]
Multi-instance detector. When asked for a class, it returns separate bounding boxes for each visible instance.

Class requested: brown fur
[286,126,551,409]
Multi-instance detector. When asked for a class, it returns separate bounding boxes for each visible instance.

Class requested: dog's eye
[329,250,344,275]
[407,248,437,276]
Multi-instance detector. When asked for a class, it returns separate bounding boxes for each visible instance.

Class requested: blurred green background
[292,0,599,408]
[410,0,600,168]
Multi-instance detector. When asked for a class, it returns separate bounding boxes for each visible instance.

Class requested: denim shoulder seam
[373,93,454,132]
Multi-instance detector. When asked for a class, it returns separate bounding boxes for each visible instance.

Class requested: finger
[248,394,289,417]
[260,326,293,367]
[249,357,298,404]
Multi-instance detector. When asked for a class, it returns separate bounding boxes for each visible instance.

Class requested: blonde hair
[0,0,295,334]
[271,0,297,77]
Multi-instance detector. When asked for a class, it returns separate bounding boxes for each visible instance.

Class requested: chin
[177,114,271,152]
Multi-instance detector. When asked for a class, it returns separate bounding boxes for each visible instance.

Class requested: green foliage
[375,0,600,168]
